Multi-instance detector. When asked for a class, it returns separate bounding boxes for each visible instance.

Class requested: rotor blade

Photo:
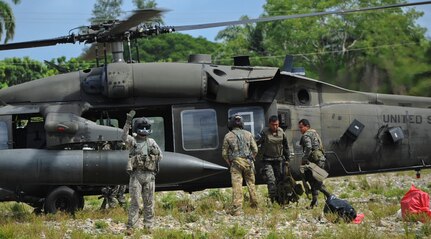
[107,9,165,35]
[0,36,74,51]
[173,1,431,31]
[44,60,69,73]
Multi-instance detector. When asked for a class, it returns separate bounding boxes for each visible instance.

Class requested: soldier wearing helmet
[122,110,162,234]
[222,115,258,216]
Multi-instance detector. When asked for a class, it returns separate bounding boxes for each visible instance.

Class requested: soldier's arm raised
[122,110,136,147]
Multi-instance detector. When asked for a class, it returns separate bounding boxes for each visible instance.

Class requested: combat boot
[125,227,133,236]
[307,195,318,209]
[143,224,153,234]
[229,208,243,216]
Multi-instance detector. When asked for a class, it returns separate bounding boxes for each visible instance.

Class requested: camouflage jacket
[222,127,258,164]
[300,128,324,162]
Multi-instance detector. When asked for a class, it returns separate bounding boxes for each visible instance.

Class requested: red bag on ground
[352,213,364,224]
[400,184,431,222]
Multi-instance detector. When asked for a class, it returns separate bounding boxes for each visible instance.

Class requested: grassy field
[1,170,431,238]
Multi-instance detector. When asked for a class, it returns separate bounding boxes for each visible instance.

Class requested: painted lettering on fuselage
[383,114,431,124]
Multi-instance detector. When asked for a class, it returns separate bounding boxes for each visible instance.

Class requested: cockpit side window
[12,114,45,149]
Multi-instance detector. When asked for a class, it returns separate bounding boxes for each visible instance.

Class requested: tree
[133,0,163,24]
[216,0,431,96]
[0,0,21,43]
[133,0,157,9]
[89,0,123,24]
[264,0,431,94]
[0,57,50,87]
[126,33,220,63]
[214,16,275,66]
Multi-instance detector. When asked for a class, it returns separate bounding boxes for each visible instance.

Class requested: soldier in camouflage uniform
[298,119,331,208]
[222,115,258,216]
[123,110,162,232]
[100,185,127,209]
[258,115,290,204]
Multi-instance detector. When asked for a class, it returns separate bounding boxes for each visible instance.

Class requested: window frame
[228,106,265,136]
[180,108,219,151]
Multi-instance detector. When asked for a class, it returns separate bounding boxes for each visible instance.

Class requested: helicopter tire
[44,186,79,214]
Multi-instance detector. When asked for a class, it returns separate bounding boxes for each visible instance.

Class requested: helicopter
[0,1,430,213]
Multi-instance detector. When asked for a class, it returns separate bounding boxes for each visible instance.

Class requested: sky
[0,0,429,61]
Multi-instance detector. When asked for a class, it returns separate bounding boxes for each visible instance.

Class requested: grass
[1,170,431,238]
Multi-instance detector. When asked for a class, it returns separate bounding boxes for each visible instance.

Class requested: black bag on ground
[323,195,357,222]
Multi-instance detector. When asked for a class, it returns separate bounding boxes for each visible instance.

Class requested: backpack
[323,195,357,222]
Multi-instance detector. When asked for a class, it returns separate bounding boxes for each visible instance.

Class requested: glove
[283,153,290,162]
[126,110,136,122]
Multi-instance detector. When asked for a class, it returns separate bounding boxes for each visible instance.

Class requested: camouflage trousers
[112,185,127,205]
[261,160,283,202]
[303,159,330,206]
[127,170,155,228]
[100,185,127,209]
[230,157,257,213]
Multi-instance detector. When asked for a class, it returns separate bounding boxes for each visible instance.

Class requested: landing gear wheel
[44,186,79,214]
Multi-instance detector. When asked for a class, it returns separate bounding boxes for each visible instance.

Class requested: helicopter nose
[157,152,227,185]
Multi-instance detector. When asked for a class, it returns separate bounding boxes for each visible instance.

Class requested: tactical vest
[130,138,160,172]
[262,127,285,158]
[230,129,252,159]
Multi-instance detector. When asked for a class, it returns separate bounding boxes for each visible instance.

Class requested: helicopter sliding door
[171,104,267,190]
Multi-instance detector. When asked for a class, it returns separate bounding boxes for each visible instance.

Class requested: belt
[263,155,283,160]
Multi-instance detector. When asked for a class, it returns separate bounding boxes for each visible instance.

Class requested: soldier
[99,185,127,209]
[123,110,162,234]
[258,115,290,204]
[298,119,331,209]
[222,115,258,216]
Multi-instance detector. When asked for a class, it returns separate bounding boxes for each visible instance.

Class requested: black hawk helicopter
[0,1,430,213]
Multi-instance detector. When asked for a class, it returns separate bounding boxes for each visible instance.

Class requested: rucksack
[323,195,357,222]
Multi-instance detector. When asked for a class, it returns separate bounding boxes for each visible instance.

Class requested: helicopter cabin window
[228,106,265,136]
[297,88,311,105]
[0,121,8,149]
[96,119,119,128]
[181,109,218,150]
